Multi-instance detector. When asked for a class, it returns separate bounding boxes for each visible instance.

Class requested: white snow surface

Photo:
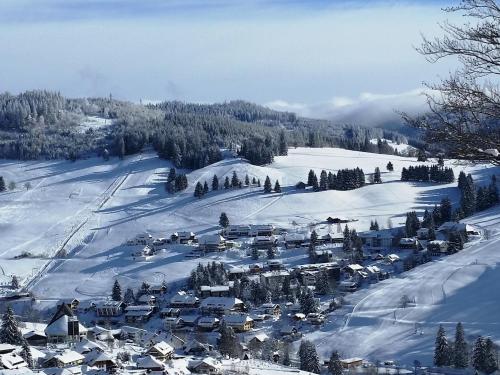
[1,147,500,366]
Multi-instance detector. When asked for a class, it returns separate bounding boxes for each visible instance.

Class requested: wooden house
[200,285,231,298]
[95,300,125,317]
[88,352,117,373]
[223,313,254,332]
[261,303,281,318]
[43,351,85,368]
[189,357,222,374]
[171,231,197,244]
[197,316,220,331]
[340,357,364,369]
[136,355,165,371]
[198,234,227,252]
[124,305,153,324]
[170,291,199,308]
[146,341,174,361]
[200,297,245,315]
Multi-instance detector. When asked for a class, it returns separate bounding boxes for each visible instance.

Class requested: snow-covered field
[1,147,499,365]
[78,115,114,133]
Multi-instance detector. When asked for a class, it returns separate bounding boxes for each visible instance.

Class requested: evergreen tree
[231,171,239,187]
[315,271,330,295]
[417,149,427,162]
[267,247,275,259]
[245,174,250,186]
[319,170,328,190]
[328,351,343,375]
[311,173,319,192]
[310,230,318,246]
[434,325,451,367]
[299,288,318,315]
[252,177,257,185]
[0,306,24,345]
[219,212,229,228]
[343,225,351,252]
[212,174,219,191]
[194,181,204,198]
[453,322,468,369]
[222,176,229,189]
[472,336,486,373]
[299,340,321,374]
[112,279,122,301]
[123,288,135,305]
[370,220,379,231]
[257,179,261,187]
[438,155,445,167]
[11,276,19,290]
[483,337,498,374]
[274,180,281,193]
[282,276,291,298]
[307,170,316,186]
[386,161,394,171]
[264,176,272,193]
[460,174,477,217]
[20,341,33,368]
[374,167,382,183]
[440,198,452,223]
[203,181,209,195]
[219,322,240,358]
[0,176,5,192]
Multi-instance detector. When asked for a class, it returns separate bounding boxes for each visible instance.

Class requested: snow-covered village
[1,1,500,375]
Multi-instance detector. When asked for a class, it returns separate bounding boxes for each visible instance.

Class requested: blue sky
[0,0,456,122]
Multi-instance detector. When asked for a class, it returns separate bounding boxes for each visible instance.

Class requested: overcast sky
[0,0,457,122]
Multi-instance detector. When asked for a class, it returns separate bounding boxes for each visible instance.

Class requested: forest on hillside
[0,90,413,168]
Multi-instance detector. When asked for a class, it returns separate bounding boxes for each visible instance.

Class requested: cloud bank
[266,89,430,127]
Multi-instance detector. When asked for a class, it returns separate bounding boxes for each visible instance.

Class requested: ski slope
[0,147,498,365]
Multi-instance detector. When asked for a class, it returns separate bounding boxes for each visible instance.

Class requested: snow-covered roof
[399,237,416,245]
[260,270,290,278]
[45,315,87,337]
[49,351,85,365]
[136,355,165,369]
[197,317,220,326]
[200,297,243,309]
[359,230,393,239]
[346,264,364,271]
[198,234,225,245]
[0,344,16,353]
[200,285,230,293]
[0,353,27,369]
[249,333,269,342]
[224,313,253,325]
[170,291,198,305]
[148,341,174,355]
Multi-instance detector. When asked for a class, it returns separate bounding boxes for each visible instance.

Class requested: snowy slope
[0,148,496,320]
[303,204,500,366]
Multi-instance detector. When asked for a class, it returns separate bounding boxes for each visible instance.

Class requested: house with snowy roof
[170,291,199,308]
[200,297,245,315]
[43,350,85,368]
[146,341,174,361]
[0,352,27,370]
[44,303,87,343]
[198,234,227,252]
[188,357,222,374]
[223,313,254,332]
[136,355,165,371]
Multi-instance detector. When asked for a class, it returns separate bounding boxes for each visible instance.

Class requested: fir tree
[374,167,382,183]
[328,351,343,375]
[453,322,468,368]
[343,225,351,252]
[20,341,33,368]
[112,279,122,301]
[11,276,19,290]
[212,174,219,191]
[386,161,394,171]
[319,170,328,190]
[310,230,318,246]
[245,174,250,186]
[274,180,281,193]
[440,198,452,223]
[0,306,24,345]
[417,149,427,162]
[307,170,316,186]
[483,337,498,374]
[299,288,318,315]
[0,176,5,192]
[370,220,379,231]
[252,177,257,185]
[264,176,272,193]
[315,271,330,295]
[257,179,261,187]
[203,181,209,195]
[194,181,204,198]
[472,336,486,373]
[224,176,230,189]
[219,212,229,228]
[231,171,239,187]
[311,173,319,192]
[219,322,240,358]
[434,325,451,367]
[299,340,321,374]
[123,288,135,305]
